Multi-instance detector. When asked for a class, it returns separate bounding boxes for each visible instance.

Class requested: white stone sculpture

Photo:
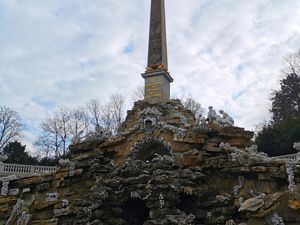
[238,192,265,212]
[219,110,234,127]
[85,124,112,142]
[207,106,220,123]
[293,142,300,151]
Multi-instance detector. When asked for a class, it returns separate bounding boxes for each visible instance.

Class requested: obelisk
[142,0,173,104]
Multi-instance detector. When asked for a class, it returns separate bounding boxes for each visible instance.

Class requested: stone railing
[0,163,56,177]
[273,152,300,161]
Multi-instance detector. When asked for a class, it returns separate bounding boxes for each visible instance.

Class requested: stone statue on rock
[207,106,234,127]
[207,106,220,123]
[238,191,265,212]
[219,110,234,127]
[86,124,112,142]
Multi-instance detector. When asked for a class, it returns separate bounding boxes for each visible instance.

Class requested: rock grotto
[0,100,300,225]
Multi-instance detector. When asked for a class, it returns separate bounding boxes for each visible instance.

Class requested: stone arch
[129,137,172,161]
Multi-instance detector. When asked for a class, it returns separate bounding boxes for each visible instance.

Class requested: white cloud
[0,0,300,152]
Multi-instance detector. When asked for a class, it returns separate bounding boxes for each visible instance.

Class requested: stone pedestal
[142,69,173,104]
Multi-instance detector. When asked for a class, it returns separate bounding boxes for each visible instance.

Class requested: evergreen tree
[270,73,300,124]
[2,141,38,165]
[256,51,300,156]
[256,116,300,156]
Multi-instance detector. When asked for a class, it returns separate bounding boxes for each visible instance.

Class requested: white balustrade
[273,152,300,161]
[0,163,56,177]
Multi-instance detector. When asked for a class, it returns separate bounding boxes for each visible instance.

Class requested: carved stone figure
[238,193,265,212]
[207,106,219,123]
[86,124,111,142]
[219,110,234,127]
[140,107,162,132]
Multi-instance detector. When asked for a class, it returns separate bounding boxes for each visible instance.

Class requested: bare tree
[39,117,62,158]
[56,106,71,156]
[100,94,126,134]
[131,86,145,102]
[283,51,300,76]
[36,94,126,157]
[34,134,53,158]
[183,97,204,118]
[100,102,114,132]
[0,106,25,151]
[36,106,72,158]
[68,107,90,137]
[86,99,102,126]
[110,94,126,130]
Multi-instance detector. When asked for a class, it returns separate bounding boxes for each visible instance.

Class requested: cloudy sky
[1,0,300,153]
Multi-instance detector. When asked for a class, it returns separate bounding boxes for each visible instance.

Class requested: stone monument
[142,0,173,104]
[1,1,300,225]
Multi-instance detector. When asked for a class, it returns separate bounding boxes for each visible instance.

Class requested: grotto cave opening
[122,199,149,225]
[177,193,205,224]
[137,142,170,161]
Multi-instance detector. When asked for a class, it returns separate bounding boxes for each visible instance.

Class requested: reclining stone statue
[219,110,234,127]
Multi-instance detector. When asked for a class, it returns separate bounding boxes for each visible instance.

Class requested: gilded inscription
[145,76,163,99]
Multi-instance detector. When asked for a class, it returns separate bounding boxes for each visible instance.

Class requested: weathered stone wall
[0,100,299,225]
